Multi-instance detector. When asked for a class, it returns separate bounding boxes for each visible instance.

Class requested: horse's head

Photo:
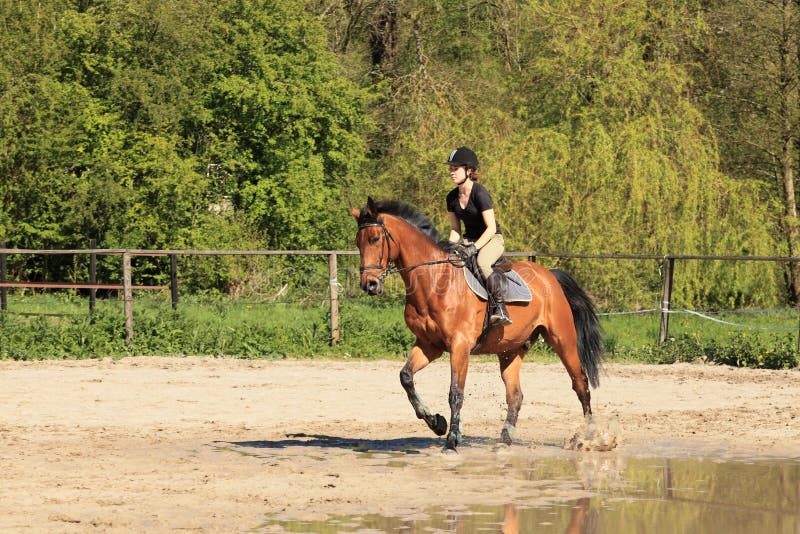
[350,197,396,295]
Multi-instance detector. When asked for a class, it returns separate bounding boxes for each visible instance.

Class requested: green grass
[0,293,414,360]
[1,293,798,368]
[600,309,799,368]
[601,308,797,348]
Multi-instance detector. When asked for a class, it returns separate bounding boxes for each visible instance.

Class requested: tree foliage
[318,0,782,308]
[0,0,368,260]
[0,0,793,308]
[691,0,800,302]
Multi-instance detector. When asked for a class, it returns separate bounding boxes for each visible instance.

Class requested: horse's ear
[349,207,360,218]
[366,196,377,218]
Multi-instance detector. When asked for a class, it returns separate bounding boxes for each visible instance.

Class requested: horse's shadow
[214,433,499,455]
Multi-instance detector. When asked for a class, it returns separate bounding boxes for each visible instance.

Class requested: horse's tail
[550,269,603,388]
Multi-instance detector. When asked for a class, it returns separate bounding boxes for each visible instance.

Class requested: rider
[445,146,511,326]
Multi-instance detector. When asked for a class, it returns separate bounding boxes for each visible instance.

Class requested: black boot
[486,271,512,326]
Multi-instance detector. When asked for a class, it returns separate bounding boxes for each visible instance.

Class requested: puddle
[254,453,800,533]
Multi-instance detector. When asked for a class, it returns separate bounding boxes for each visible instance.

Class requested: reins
[357,220,463,282]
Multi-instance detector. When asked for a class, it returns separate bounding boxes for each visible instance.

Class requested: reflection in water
[255,454,800,533]
[500,498,592,534]
[502,503,519,534]
[564,498,592,534]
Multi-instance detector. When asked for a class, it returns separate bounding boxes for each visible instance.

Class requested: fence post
[0,242,7,312]
[796,301,800,353]
[89,239,97,313]
[123,252,134,348]
[329,253,340,345]
[170,254,179,310]
[796,307,800,353]
[658,256,675,344]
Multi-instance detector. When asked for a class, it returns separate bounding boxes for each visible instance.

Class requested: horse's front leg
[445,338,471,451]
[400,342,446,436]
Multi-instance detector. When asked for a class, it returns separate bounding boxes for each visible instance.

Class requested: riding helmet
[446,146,479,169]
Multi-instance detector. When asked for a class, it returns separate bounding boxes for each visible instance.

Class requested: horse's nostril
[362,279,382,295]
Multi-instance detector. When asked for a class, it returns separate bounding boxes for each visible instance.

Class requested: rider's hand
[443,240,459,252]
[455,242,477,259]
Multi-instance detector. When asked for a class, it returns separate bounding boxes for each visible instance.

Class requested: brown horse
[351,197,603,451]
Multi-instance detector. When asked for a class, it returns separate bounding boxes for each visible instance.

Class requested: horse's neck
[385,217,453,296]
[386,217,444,269]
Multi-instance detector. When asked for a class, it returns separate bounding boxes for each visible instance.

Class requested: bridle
[357,218,463,283]
[357,220,396,283]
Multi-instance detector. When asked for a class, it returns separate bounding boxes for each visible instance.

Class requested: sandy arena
[1,357,799,531]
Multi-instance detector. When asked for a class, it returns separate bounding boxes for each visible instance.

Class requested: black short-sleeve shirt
[446,183,502,240]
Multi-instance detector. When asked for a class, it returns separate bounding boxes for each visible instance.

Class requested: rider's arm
[448,211,461,243]
[473,209,496,249]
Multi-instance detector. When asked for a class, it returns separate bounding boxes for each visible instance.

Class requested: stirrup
[490,306,512,326]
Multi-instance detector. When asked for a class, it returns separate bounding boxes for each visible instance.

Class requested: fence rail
[2,245,799,349]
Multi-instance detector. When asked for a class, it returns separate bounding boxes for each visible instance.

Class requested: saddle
[462,256,532,303]
[461,256,532,355]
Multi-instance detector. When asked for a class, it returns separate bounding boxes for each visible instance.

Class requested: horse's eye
[369,236,380,245]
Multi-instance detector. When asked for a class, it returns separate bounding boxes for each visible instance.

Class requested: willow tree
[694,0,800,304]
[400,0,781,306]
[489,0,780,309]
[313,0,534,231]
[321,0,781,308]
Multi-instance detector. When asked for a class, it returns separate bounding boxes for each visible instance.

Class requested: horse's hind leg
[400,342,446,435]
[545,326,592,417]
[498,348,527,445]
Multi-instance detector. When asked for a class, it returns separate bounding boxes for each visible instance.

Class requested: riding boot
[486,271,512,326]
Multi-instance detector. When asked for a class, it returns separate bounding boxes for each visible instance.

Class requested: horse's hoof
[432,414,447,436]
[500,428,513,446]
[445,433,459,450]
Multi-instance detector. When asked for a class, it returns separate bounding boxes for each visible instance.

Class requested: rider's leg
[477,235,512,325]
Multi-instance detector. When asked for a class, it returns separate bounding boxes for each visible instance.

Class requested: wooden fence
[1,244,799,348]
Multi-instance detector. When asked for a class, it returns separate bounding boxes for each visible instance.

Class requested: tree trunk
[369,1,398,72]
[781,141,800,304]
[780,0,800,304]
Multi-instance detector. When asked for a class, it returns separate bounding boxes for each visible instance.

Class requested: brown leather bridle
[357,219,396,283]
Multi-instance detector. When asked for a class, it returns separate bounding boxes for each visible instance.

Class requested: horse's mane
[358,199,447,249]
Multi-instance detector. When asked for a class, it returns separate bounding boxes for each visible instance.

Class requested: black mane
[358,199,447,249]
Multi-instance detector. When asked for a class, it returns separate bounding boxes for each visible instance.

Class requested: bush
[1,297,798,368]
[0,298,415,360]
[614,333,798,370]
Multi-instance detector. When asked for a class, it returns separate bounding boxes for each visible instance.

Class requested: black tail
[550,269,603,388]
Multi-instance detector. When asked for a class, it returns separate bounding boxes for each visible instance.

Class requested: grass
[600,308,799,368]
[601,308,798,349]
[0,292,798,368]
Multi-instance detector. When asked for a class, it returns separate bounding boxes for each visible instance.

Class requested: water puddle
[253,450,800,533]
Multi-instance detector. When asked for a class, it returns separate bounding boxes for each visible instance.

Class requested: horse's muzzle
[361,276,383,295]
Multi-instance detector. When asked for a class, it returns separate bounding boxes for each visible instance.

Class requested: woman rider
[445,146,511,326]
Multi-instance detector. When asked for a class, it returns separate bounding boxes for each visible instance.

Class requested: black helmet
[445,146,478,169]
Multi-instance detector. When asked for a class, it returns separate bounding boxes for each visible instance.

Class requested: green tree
[0,0,371,288]
[206,0,370,249]
[320,0,781,308]
[693,0,800,303]
[503,0,779,308]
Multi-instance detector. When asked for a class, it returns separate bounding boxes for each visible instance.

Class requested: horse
[350,197,603,451]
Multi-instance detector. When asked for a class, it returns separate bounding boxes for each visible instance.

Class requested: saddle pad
[463,268,532,303]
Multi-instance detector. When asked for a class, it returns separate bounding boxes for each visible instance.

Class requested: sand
[1,357,798,531]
